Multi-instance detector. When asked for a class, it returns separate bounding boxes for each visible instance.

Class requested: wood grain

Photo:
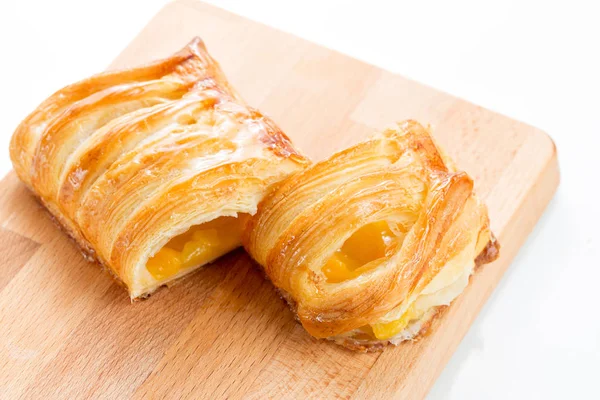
[0,1,559,399]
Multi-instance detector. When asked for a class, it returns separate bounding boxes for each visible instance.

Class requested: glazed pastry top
[10,37,308,296]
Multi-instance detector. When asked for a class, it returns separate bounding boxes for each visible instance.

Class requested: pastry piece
[242,120,499,350]
[9,37,309,299]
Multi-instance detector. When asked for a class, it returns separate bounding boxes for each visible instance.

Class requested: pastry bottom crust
[475,234,500,267]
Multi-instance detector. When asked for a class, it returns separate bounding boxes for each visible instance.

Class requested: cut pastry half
[242,120,499,350]
[9,38,309,299]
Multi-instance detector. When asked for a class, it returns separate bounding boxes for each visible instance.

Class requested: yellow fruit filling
[370,304,424,340]
[322,221,397,283]
[320,220,426,340]
[146,216,243,280]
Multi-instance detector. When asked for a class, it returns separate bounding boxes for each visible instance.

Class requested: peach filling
[320,220,423,340]
[322,221,397,283]
[370,304,424,340]
[146,216,243,280]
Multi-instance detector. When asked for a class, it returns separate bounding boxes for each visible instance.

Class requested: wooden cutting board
[0,1,559,398]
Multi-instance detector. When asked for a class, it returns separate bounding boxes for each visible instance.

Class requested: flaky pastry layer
[10,38,309,298]
[242,120,499,349]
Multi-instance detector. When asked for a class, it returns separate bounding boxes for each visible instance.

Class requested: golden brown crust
[260,238,497,351]
[10,37,309,298]
[242,120,499,346]
[475,233,500,267]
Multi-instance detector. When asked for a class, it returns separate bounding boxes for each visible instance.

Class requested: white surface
[0,1,598,398]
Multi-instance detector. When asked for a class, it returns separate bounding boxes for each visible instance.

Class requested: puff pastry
[242,120,499,350]
[9,37,309,299]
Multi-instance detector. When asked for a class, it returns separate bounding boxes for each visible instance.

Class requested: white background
[1,1,598,398]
